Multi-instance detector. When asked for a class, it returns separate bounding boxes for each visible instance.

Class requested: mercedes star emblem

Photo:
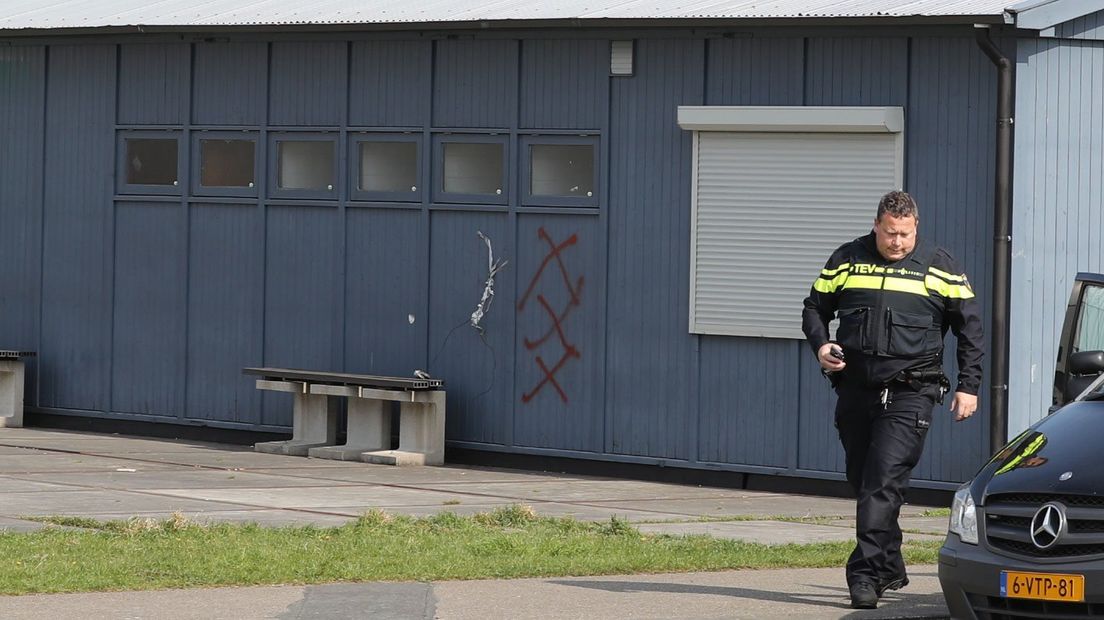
[1060,471,1073,481]
[1030,502,1067,550]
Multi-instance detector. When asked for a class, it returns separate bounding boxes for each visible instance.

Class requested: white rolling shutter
[679,107,904,339]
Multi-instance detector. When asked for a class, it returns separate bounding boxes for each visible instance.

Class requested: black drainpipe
[975,26,1013,455]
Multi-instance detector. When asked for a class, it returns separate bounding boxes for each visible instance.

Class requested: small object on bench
[0,351,35,429]
[244,368,445,465]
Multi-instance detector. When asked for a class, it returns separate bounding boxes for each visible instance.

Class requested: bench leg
[363,391,445,466]
[255,393,338,456]
[0,360,25,429]
[308,398,391,460]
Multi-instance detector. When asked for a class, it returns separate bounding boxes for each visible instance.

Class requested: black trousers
[835,380,937,587]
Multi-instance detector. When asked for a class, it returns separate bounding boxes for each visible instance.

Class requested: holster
[894,366,951,404]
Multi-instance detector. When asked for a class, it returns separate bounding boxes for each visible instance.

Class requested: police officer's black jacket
[801,232,984,394]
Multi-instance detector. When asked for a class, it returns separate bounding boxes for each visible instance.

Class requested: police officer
[801,190,983,609]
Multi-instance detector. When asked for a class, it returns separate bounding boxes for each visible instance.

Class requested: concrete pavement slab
[580,495,877,520]
[0,453,180,473]
[0,476,96,493]
[899,516,950,535]
[401,480,755,502]
[433,565,947,619]
[635,521,944,545]
[0,437,240,454]
[0,516,61,533]
[0,489,259,516]
[248,465,590,485]
[146,485,475,509]
[0,446,48,456]
[97,450,373,470]
[69,509,356,528]
[4,469,367,491]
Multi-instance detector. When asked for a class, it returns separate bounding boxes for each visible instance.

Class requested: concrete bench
[244,367,445,466]
[0,351,35,428]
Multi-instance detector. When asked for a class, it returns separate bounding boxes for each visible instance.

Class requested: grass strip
[5,506,941,596]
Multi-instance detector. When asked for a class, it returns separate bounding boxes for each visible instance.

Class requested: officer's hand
[817,343,846,372]
[950,392,978,421]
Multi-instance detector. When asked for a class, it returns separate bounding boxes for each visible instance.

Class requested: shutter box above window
[677,106,904,339]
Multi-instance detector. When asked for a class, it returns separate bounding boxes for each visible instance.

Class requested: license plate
[1001,571,1085,602]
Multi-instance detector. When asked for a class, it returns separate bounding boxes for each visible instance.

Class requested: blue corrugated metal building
[1,0,1101,490]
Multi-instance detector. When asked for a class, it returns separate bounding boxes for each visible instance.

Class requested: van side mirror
[1064,350,1104,403]
[1070,350,1104,375]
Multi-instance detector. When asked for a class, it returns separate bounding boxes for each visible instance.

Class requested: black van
[939,272,1104,618]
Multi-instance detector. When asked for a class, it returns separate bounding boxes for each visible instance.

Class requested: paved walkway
[0,428,951,619]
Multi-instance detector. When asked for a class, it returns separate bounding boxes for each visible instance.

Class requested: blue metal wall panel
[1011,38,1104,436]
[797,353,845,472]
[519,39,607,130]
[0,46,44,403]
[112,202,186,417]
[906,36,1000,481]
[117,43,189,125]
[805,37,908,106]
[1052,10,1104,40]
[428,210,514,445]
[706,38,804,105]
[186,203,264,423]
[433,40,516,128]
[698,337,798,468]
[606,39,703,460]
[349,40,430,127]
[193,42,267,126]
[269,41,346,126]
[261,206,342,426]
[344,209,427,376]
[40,44,115,411]
[513,215,603,452]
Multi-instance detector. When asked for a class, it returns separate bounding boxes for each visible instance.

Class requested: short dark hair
[877,190,919,221]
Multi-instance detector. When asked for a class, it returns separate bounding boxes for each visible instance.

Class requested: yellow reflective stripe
[820,262,851,277]
[925,276,976,299]
[842,275,884,290]
[929,266,966,282]
[882,277,929,296]
[813,272,849,293]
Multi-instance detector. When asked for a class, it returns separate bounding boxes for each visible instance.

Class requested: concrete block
[254,392,338,456]
[0,360,26,428]
[309,395,391,461]
[362,390,445,466]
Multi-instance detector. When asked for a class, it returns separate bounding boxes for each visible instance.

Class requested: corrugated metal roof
[0,0,1020,32]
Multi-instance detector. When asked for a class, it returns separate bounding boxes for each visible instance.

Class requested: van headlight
[949,483,978,544]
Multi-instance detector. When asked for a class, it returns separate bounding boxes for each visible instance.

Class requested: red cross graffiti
[519,227,584,404]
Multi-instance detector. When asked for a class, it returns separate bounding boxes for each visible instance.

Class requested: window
[349,134,421,202]
[677,106,905,338]
[521,136,599,207]
[192,132,258,197]
[433,135,508,204]
[1075,286,1104,353]
[268,134,338,199]
[118,131,183,195]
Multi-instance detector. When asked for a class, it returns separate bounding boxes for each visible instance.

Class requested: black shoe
[849,581,878,609]
[877,576,910,597]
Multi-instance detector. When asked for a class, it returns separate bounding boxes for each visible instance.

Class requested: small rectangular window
[126,139,178,186]
[279,141,333,190]
[444,143,503,195]
[361,142,416,192]
[117,131,183,195]
[520,136,599,207]
[531,144,594,198]
[268,134,338,199]
[201,139,255,188]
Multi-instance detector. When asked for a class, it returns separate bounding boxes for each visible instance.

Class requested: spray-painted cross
[519,227,583,404]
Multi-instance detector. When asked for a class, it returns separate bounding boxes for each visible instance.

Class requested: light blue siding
[193,42,268,126]
[519,39,608,130]
[433,40,517,128]
[118,44,189,125]
[1011,37,1104,435]
[349,40,431,127]
[0,46,44,402]
[39,45,115,411]
[1051,10,1104,40]
[112,203,186,417]
[269,41,346,126]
